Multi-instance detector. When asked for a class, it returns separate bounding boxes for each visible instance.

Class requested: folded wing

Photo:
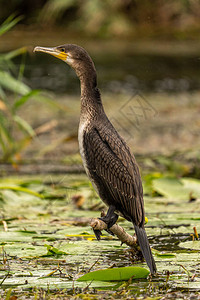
[83,122,145,226]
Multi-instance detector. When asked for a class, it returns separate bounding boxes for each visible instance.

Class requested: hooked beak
[33,46,67,62]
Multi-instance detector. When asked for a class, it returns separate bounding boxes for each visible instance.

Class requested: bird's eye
[60,48,65,52]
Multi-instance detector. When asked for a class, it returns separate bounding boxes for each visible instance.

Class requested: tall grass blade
[0,185,43,198]
[0,15,22,36]
[13,90,40,112]
[0,71,30,95]
[2,47,27,61]
[14,115,35,137]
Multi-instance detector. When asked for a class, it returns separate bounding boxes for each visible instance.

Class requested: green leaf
[0,15,22,36]
[39,0,76,23]
[0,117,13,153]
[143,172,163,195]
[153,177,200,200]
[0,185,43,198]
[2,47,27,61]
[13,90,40,112]
[44,244,69,256]
[0,71,30,95]
[153,249,176,258]
[77,266,150,282]
[153,177,186,199]
[0,85,6,99]
[181,178,200,199]
[179,241,200,250]
[14,115,35,137]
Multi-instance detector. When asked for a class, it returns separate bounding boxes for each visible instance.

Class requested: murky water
[15,52,200,94]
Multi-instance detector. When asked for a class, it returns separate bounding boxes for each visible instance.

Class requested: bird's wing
[83,122,144,226]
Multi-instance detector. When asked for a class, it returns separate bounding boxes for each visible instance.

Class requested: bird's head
[33,44,96,81]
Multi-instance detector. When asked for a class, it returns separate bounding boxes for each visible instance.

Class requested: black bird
[34,44,156,274]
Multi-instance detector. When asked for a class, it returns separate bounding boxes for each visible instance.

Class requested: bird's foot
[93,229,102,241]
[94,206,118,240]
[99,212,118,229]
[98,214,118,229]
[98,211,118,236]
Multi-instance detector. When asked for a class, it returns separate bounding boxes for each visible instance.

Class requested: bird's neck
[79,72,104,118]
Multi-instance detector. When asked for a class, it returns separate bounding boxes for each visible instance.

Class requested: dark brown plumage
[34,44,157,274]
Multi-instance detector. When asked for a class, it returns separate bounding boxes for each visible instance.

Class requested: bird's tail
[134,224,157,274]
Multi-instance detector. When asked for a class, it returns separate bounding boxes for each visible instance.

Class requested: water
[15,52,200,94]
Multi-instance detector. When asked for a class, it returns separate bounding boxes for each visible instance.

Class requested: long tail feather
[134,225,156,274]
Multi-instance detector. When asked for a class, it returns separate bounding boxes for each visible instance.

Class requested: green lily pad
[77,266,150,282]
[152,177,200,200]
[179,241,200,250]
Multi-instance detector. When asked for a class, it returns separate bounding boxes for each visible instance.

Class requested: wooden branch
[90,218,137,248]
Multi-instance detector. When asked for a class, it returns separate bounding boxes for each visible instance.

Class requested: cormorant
[34,44,156,274]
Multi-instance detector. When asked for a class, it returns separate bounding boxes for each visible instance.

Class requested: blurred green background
[0,0,200,175]
[2,0,200,39]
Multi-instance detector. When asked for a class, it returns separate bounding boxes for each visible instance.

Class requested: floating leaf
[153,177,185,199]
[179,241,200,250]
[77,266,149,282]
[181,178,200,199]
[44,244,69,257]
[143,172,162,195]
[153,249,176,258]
[152,177,200,200]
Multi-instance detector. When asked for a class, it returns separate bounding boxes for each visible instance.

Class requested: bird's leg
[99,205,118,228]
[93,206,118,240]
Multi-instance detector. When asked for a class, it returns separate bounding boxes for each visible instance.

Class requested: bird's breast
[78,120,88,172]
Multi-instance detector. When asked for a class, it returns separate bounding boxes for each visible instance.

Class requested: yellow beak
[33,46,67,62]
